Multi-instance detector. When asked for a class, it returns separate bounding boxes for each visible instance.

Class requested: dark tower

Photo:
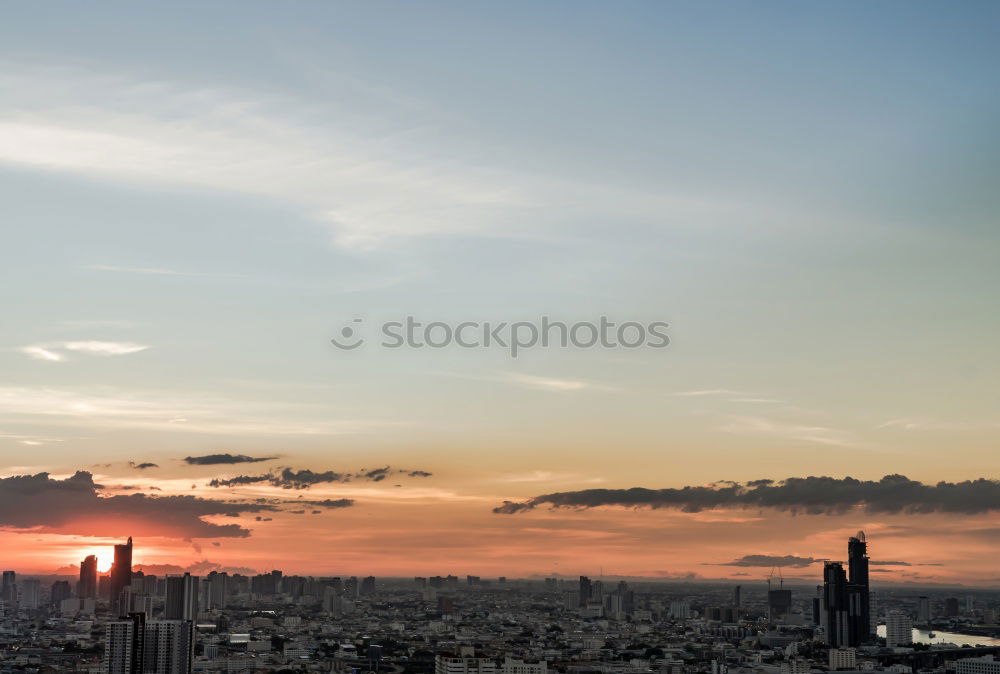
[79,555,98,599]
[822,561,850,646]
[578,576,592,607]
[847,531,872,641]
[109,537,133,617]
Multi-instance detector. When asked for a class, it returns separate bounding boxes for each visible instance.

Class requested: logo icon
[330,318,365,350]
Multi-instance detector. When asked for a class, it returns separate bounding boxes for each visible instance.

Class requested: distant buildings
[829,647,857,670]
[956,657,1000,674]
[436,653,497,674]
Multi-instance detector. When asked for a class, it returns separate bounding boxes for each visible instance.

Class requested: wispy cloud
[0,386,379,437]
[878,418,1000,432]
[18,341,149,361]
[674,389,746,397]
[504,373,608,392]
[0,62,766,251]
[20,346,65,362]
[718,415,860,447]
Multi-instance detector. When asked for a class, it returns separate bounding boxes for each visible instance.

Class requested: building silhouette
[79,555,98,599]
[110,537,133,617]
[821,532,874,647]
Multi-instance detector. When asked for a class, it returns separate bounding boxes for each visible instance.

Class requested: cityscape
[1,532,999,674]
[2,4,999,674]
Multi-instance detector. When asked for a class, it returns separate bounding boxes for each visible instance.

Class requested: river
[877,625,1000,647]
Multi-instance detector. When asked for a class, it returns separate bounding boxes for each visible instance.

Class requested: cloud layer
[0,471,278,538]
[184,453,279,466]
[494,474,1000,515]
[209,466,432,489]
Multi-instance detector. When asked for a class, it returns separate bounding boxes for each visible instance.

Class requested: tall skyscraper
[164,574,199,621]
[733,585,741,611]
[822,533,875,647]
[79,555,99,599]
[822,562,850,647]
[110,537,134,617]
[847,531,872,639]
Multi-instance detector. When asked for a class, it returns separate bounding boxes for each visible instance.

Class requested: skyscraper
[110,537,134,617]
[822,533,875,647]
[733,585,741,611]
[822,562,850,647]
[847,532,872,639]
[164,574,199,621]
[79,555,98,599]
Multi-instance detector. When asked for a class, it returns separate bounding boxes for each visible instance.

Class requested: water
[877,625,1000,647]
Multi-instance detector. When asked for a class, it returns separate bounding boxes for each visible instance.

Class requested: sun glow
[92,550,114,573]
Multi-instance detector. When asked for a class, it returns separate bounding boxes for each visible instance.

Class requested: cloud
[20,346,65,362]
[0,471,279,538]
[129,462,158,470]
[708,554,821,568]
[298,498,355,509]
[208,465,432,489]
[184,453,279,466]
[493,474,1000,516]
[719,415,859,448]
[19,341,149,362]
[0,386,372,436]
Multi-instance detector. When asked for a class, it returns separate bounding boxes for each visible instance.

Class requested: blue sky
[1,2,999,575]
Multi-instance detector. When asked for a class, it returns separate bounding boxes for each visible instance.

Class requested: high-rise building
[110,537,134,617]
[917,596,930,623]
[1,570,16,609]
[361,576,376,595]
[20,578,41,609]
[105,612,193,674]
[822,533,874,647]
[829,648,856,670]
[164,574,199,621]
[578,576,591,607]
[51,580,73,606]
[847,532,873,638]
[822,562,850,647]
[79,555,98,599]
[207,572,227,609]
[733,585,741,611]
[945,597,960,617]
[885,610,913,647]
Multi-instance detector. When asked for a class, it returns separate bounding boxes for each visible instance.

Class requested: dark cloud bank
[209,466,432,489]
[184,453,278,466]
[494,474,1000,515]
[0,471,357,540]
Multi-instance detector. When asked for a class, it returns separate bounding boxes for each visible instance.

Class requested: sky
[1,2,999,585]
